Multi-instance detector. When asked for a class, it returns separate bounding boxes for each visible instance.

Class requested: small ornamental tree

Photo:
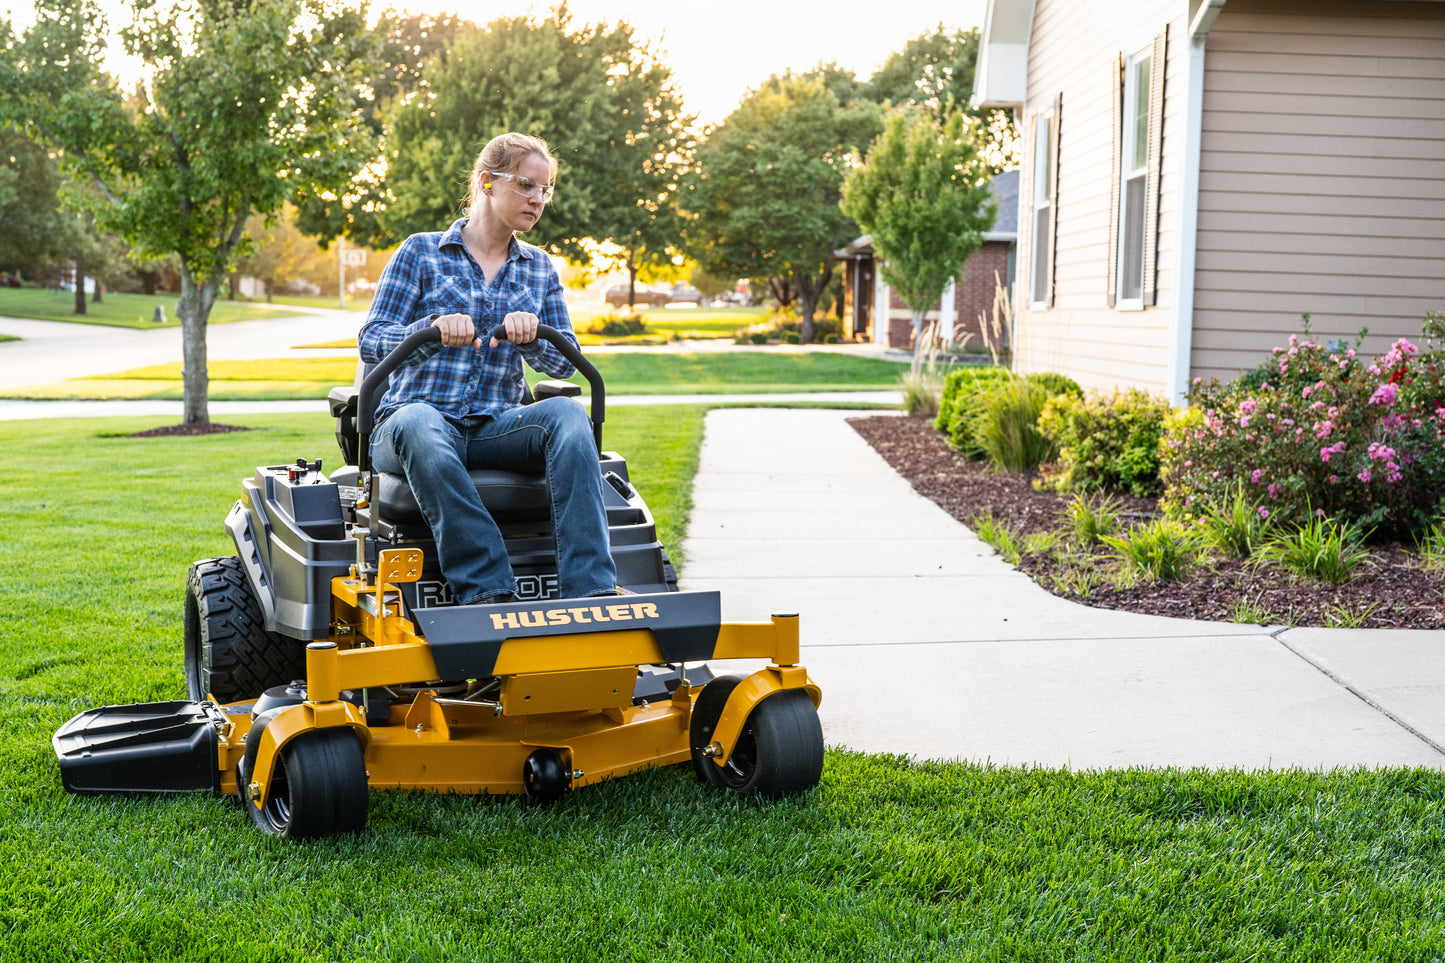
[841,108,996,357]
[3,0,377,426]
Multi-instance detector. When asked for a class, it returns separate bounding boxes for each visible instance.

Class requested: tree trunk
[176,266,220,426]
[911,310,927,361]
[92,280,103,304]
[626,253,638,310]
[73,263,87,315]
[797,293,816,345]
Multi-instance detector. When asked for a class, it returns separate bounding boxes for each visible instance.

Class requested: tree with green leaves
[684,73,881,343]
[841,108,997,357]
[0,128,71,281]
[2,0,377,425]
[374,6,692,295]
[861,26,1019,175]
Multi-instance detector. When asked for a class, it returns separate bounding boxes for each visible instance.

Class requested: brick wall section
[954,243,1011,348]
[883,241,1013,350]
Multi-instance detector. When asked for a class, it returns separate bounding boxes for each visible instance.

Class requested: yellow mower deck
[213,548,817,812]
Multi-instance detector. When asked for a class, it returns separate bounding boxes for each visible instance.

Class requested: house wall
[1191,0,1445,382]
[881,241,1015,350]
[1014,0,1188,395]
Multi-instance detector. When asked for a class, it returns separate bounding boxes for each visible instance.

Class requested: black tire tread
[184,556,303,703]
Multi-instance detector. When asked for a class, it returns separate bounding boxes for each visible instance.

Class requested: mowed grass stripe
[4,414,1445,959]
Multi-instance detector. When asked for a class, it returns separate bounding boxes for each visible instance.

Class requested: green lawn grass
[4,351,910,401]
[571,304,769,344]
[5,414,1445,958]
[0,287,291,328]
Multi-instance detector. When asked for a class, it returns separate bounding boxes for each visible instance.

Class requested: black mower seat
[376,468,550,525]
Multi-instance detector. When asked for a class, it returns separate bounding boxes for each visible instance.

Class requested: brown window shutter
[1029,108,1040,304]
[1106,53,1123,308]
[1047,91,1062,308]
[1142,27,1167,306]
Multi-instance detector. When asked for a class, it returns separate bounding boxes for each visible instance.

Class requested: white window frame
[1115,46,1152,310]
[1029,105,1053,309]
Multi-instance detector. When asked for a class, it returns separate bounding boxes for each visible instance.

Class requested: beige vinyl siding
[1191,0,1445,383]
[1014,0,1185,394]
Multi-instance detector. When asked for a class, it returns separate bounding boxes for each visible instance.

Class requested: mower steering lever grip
[356,323,604,473]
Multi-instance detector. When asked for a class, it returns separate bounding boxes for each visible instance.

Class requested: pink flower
[1258,507,1270,519]
[1329,474,1338,483]
[1358,469,1372,483]
[1268,484,1280,499]
[1370,383,1399,406]
[1250,469,1263,483]
[1320,447,1333,463]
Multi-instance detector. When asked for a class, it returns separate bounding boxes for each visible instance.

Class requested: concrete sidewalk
[679,408,1445,770]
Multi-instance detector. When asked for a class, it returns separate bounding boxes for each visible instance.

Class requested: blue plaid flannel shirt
[359,219,579,424]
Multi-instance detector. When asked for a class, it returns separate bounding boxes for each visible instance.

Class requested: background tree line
[0,0,1014,422]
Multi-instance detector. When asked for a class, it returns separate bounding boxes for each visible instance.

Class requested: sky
[10,0,990,125]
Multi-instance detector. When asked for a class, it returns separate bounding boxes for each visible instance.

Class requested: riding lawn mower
[52,324,823,838]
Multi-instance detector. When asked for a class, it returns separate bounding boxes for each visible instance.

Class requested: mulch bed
[849,414,1445,630]
[124,423,252,438]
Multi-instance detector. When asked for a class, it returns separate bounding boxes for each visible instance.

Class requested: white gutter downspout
[1166,0,1226,406]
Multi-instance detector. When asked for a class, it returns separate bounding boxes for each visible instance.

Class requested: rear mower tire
[689,675,824,797]
[241,727,368,839]
[184,557,303,703]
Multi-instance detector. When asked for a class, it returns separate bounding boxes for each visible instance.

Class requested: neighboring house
[837,170,1019,350]
[973,0,1445,402]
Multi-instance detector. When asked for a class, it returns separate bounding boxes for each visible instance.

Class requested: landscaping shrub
[1100,519,1201,583]
[1195,486,1275,559]
[584,314,647,337]
[972,376,1062,472]
[935,367,1014,456]
[1065,493,1122,547]
[1257,517,1375,584]
[732,307,841,345]
[1038,388,1170,497]
[936,370,1080,469]
[1161,317,1445,538]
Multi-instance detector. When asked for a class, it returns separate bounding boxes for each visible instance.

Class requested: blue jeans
[371,399,617,604]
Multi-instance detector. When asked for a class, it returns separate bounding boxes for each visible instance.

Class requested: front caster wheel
[240,728,368,838]
[689,675,824,797]
[523,748,568,804]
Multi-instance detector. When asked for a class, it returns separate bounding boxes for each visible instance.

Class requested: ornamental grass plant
[1257,516,1377,585]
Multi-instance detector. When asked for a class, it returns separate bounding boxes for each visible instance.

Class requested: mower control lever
[356,323,605,473]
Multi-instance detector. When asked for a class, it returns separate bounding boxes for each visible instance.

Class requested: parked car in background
[603,282,704,307]
[665,282,703,304]
[604,284,671,307]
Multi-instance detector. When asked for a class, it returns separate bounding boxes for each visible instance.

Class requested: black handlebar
[357,323,604,472]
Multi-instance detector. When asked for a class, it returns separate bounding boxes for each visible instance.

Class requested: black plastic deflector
[53,701,222,795]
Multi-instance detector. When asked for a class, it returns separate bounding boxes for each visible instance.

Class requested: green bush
[936,369,1080,469]
[1024,371,1083,401]
[1038,388,1170,497]
[1257,517,1375,584]
[972,377,1060,472]
[1196,486,1276,558]
[584,314,647,337]
[935,367,1014,456]
[1162,317,1445,537]
[1065,493,1122,547]
[1101,519,1201,583]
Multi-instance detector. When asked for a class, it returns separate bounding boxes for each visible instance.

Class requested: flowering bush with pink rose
[1161,316,1445,537]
